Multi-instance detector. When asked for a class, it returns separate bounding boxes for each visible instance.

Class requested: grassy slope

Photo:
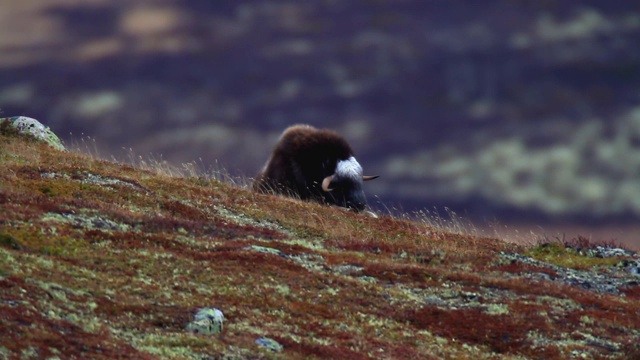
[0,131,639,359]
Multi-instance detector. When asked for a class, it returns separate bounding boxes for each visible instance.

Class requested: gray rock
[255,337,283,352]
[0,116,66,151]
[186,307,224,335]
[593,246,636,258]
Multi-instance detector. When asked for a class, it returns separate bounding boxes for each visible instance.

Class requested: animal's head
[319,156,379,212]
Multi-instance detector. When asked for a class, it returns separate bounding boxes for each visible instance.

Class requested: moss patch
[526,242,620,270]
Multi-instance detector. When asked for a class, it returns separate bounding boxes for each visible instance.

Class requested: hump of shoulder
[281,124,317,139]
[277,124,353,160]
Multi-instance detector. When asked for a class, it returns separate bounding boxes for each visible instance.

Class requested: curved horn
[363,175,379,181]
[321,175,334,192]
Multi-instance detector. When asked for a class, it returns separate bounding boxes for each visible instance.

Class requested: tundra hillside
[1,127,639,359]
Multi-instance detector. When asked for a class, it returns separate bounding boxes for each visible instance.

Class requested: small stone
[255,337,283,352]
[186,307,224,335]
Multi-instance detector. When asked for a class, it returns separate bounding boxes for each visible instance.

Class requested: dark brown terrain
[2,117,640,359]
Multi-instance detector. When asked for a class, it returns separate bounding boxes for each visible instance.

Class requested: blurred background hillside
[2,0,640,248]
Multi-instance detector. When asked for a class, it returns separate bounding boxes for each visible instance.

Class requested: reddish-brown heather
[403,306,560,357]
[361,261,435,284]
[620,285,640,299]
[1,131,639,359]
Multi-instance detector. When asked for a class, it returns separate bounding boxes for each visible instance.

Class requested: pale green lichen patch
[41,212,132,232]
[247,245,286,257]
[0,248,17,276]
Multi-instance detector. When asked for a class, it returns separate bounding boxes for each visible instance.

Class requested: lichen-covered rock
[0,116,66,151]
[186,307,224,335]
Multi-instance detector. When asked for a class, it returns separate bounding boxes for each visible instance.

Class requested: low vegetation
[1,129,639,359]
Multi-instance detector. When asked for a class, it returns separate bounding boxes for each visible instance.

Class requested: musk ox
[253,124,378,212]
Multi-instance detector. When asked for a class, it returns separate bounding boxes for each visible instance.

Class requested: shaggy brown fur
[253,124,377,211]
